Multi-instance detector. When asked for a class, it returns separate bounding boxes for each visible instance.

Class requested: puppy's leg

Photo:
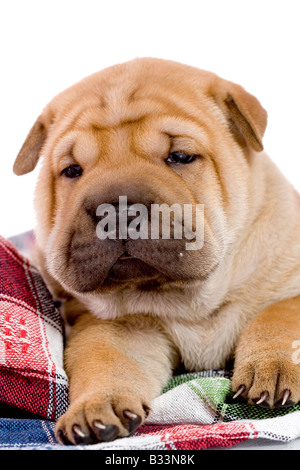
[55,313,176,445]
[232,296,300,408]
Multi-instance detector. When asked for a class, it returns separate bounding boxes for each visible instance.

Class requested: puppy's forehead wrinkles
[74,82,212,130]
[52,130,100,168]
[72,132,100,165]
[48,75,220,167]
[52,131,77,160]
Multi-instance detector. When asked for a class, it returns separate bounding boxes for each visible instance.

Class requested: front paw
[55,390,150,445]
[232,352,300,408]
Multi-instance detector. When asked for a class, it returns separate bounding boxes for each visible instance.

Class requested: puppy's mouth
[50,214,220,295]
[118,252,133,261]
[104,251,161,287]
[49,231,220,294]
[57,233,170,293]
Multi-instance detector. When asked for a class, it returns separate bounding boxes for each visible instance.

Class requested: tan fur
[13,58,300,444]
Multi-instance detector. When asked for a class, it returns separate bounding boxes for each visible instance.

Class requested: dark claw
[143,404,151,418]
[253,391,270,408]
[56,429,70,445]
[72,424,95,445]
[93,422,119,442]
[122,409,142,434]
[275,389,295,408]
[281,389,291,406]
[232,384,246,399]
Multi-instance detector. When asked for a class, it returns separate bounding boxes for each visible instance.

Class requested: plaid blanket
[1,232,300,450]
[0,235,69,421]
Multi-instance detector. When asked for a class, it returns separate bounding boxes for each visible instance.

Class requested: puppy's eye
[167,152,195,164]
[61,164,83,178]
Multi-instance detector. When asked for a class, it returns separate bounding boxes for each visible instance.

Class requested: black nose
[85,196,152,241]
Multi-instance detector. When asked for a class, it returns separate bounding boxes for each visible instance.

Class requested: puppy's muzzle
[85,198,152,242]
[55,187,216,293]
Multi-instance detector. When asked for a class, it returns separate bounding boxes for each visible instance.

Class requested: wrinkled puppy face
[14,58,267,296]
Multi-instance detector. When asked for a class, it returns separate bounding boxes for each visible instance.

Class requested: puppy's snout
[85,195,152,240]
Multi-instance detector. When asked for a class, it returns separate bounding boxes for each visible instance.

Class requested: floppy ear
[214,80,268,152]
[13,116,47,176]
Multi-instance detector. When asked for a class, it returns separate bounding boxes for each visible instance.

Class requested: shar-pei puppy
[13,58,300,444]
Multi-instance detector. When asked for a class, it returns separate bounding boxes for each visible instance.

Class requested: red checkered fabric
[0,235,69,420]
[135,422,257,449]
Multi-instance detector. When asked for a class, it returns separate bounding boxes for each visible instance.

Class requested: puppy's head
[14,58,267,296]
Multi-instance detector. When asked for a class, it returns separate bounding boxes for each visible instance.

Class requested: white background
[1,0,299,238]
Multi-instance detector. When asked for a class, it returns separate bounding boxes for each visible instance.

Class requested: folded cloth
[0,235,69,420]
